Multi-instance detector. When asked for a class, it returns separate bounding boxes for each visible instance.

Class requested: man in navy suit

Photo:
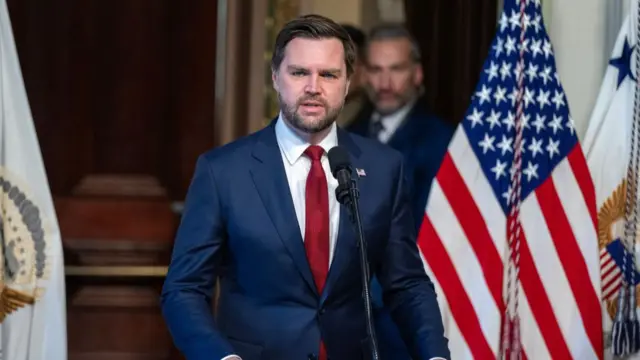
[345,24,455,360]
[161,14,449,360]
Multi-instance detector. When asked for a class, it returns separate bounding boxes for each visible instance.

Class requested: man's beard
[279,93,342,134]
[367,87,417,116]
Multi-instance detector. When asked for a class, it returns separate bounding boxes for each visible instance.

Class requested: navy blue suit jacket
[160,120,449,360]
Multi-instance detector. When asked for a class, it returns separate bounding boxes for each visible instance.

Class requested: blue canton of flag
[463,0,575,213]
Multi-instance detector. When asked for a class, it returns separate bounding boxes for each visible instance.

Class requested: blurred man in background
[346,23,455,360]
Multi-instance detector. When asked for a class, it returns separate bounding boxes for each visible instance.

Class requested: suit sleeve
[160,155,235,360]
[375,155,451,360]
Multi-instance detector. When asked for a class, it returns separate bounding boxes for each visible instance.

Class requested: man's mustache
[374,91,400,100]
[297,96,327,107]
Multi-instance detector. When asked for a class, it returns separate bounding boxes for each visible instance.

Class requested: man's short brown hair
[271,14,357,77]
[365,23,422,63]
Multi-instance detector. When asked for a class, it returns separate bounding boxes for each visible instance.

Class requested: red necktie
[303,145,329,360]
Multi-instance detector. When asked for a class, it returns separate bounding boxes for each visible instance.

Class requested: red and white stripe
[600,249,622,301]
[418,130,604,360]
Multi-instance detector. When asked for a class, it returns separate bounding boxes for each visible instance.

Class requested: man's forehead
[283,38,345,63]
[368,38,412,55]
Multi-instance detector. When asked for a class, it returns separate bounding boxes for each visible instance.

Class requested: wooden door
[7,1,219,359]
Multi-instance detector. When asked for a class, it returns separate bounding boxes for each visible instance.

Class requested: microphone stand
[335,179,380,360]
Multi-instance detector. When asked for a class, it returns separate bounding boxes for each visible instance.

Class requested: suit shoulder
[198,126,268,166]
[430,114,456,134]
[430,116,456,137]
[348,132,404,165]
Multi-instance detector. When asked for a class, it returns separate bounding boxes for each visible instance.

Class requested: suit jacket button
[319,308,326,315]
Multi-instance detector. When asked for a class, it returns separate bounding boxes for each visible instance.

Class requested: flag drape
[0,0,67,359]
[583,1,640,358]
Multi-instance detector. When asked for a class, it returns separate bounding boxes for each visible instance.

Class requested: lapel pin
[356,168,366,177]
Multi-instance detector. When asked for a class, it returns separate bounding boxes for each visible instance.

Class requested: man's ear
[413,64,423,87]
[345,79,350,98]
[272,69,279,92]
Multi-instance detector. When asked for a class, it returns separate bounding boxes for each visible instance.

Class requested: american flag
[417,0,603,359]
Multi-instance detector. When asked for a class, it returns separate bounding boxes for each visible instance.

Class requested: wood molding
[70,286,161,307]
[215,0,250,145]
[72,174,168,197]
[247,0,268,134]
[66,266,168,277]
[214,0,233,145]
[214,0,318,143]
[64,238,171,266]
[55,198,177,242]
[263,0,301,122]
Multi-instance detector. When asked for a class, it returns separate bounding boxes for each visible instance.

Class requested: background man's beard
[367,87,417,116]
[279,94,342,134]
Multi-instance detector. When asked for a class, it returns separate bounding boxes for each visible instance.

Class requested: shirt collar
[373,97,416,127]
[275,112,338,165]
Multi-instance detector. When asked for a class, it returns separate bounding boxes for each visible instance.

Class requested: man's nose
[378,72,392,89]
[304,74,320,94]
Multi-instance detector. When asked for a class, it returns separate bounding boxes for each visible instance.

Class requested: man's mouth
[300,101,324,107]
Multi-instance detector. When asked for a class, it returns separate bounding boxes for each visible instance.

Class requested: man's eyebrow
[319,68,342,75]
[286,65,308,72]
[286,65,342,75]
[367,61,411,69]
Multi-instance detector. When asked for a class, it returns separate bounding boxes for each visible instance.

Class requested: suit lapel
[250,122,318,296]
[387,110,419,151]
[346,105,374,136]
[321,129,363,303]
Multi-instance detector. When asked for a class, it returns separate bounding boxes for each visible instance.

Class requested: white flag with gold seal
[583,0,640,358]
[0,0,67,359]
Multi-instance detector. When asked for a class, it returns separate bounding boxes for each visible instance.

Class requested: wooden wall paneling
[7,0,219,359]
[214,0,268,146]
[262,0,301,123]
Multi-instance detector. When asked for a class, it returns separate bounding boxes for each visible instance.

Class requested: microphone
[328,146,355,206]
[327,146,379,360]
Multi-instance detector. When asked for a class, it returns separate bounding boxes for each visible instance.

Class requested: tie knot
[369,119,385,137]
[304,145,324,161]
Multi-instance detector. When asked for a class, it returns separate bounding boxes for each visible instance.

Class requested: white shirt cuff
[221,355,241,360]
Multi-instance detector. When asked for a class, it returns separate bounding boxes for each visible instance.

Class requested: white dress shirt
[222,115,444,360]
[274,113,341,263]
